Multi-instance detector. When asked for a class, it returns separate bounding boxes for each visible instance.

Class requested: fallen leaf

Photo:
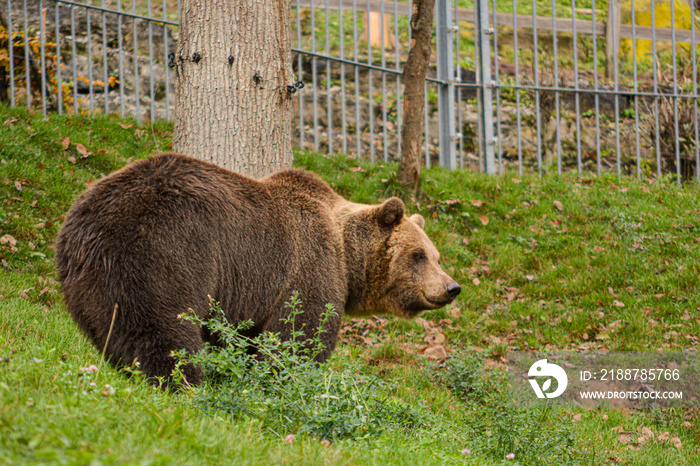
[670,435,682,449]
[525,275,535,281]
[613,300,625,308]
[573,414,583,422]
[0,235,17,247]
[463,238,469,247]
[553,200,563,211]
[62,136,70,150]
[119,123,133,129]
[472,277,481,286]
[641,427,654,438]
[657,432,670,442]
[75,143,89,157]
[479,215,489,226]
[67,156,76,164]
[14,180,22,192]
[470,199,483,208]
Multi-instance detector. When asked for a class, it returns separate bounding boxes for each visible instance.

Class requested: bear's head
[348,197,461,319]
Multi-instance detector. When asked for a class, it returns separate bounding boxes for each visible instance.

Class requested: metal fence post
[475,0,495,174]
[436,0,456,169]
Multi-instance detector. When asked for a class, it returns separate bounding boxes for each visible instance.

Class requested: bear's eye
[413,251,426,263]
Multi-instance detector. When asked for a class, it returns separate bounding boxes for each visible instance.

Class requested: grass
[0,104,699,464]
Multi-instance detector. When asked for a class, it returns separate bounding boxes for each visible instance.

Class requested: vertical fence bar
[571,0,581,174]
[670,0,680,185]
[651,0,660,178]
[296,0,305,149]
[550,0,561,174]
[70,4,77,114]
[311,0,318,151]
[591,0,601,175]
[476,0,494,173]
[353,0,360,157]
[23,0,30,107]
[454,3,463,167]
[492,0,501,173]
[473,4,482,172]
[436,0,457,169]
[39,0,47,115]
[148,0,154,121]
[380,0,387,161]
[339,0,347,154]
[87,0,94,113]
[394,0,401,160]
[692,0,699,182]
[512,0,522,175]
[118,0,124,117]
[7,0,15,107]
[610,0,621,175]
[102,0,108,114]
[163,0,169,120]
[530,0,542,174]
[631,0,640,179]
[324,0,332,153]
[367,0,374,161]
[133,0,140,121]
[55,1,62,114]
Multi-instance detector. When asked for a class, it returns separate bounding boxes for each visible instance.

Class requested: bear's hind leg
[117,324,205,388]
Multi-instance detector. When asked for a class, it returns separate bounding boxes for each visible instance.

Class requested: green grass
[1,104,699,464]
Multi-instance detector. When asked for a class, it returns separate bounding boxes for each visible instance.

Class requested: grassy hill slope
[1,105,698,465]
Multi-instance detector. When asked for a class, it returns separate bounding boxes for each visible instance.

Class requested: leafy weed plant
[430,349,584,464]
[174,294,427,441]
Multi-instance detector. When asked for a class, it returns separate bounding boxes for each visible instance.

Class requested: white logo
[528,359,568,399]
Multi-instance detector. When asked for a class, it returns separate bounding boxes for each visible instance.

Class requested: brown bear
[55,153,460,385]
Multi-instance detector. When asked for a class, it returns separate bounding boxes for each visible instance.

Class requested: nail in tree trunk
[397,0,435,192]
[173,0,294,178]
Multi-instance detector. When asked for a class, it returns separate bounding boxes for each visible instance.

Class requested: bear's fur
[55,153,460,385]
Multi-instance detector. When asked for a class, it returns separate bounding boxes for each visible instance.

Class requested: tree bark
[173,0,294,178]
[397,0,435,192]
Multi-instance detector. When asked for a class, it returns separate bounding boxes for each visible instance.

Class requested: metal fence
[1,0,699,182]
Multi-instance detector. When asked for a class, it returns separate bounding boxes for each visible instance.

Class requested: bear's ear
[409,214,425,229]
[378,197,405,228]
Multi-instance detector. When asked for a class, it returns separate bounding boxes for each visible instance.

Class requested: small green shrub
[174,294,427,440]
[431,349,585,465]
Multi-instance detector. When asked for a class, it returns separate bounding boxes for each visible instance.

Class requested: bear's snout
[446,282,461,300]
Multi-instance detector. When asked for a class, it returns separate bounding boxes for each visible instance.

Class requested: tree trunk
[397,0,435,192]
[173,0,294,178]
